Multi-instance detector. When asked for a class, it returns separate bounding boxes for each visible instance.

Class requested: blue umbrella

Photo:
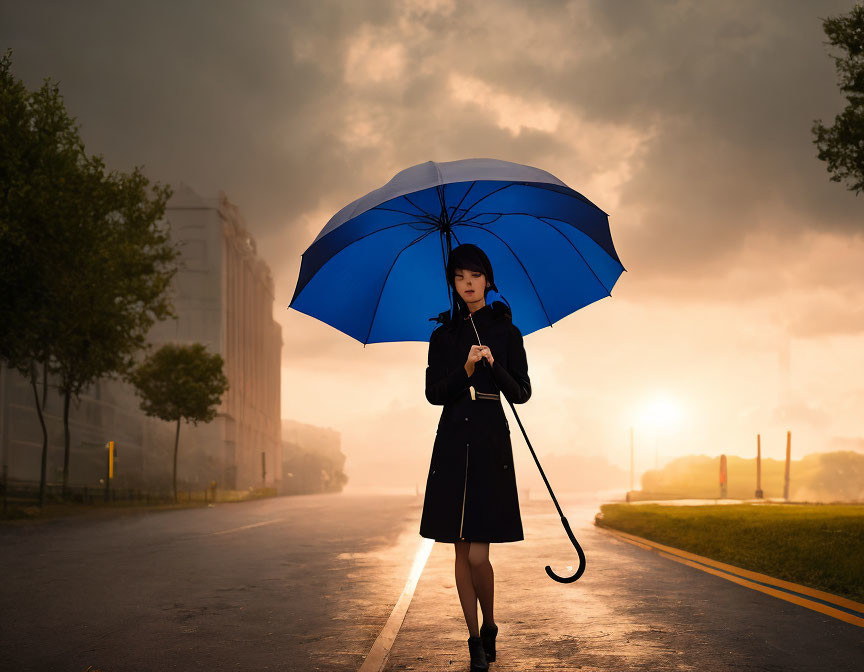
[289,158,626,582]
[289,158,625,344]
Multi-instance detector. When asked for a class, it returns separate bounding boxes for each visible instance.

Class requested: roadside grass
[0,487,281,525]
[596,503,864,602]
[0,499,214,525]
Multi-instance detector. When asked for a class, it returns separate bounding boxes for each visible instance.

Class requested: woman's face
[453,267,487,308]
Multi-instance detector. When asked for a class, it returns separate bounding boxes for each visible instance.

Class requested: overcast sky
[3,0,862,493]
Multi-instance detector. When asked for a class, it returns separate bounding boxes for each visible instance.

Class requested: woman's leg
[454,541,480,637]
[468,542,495,627]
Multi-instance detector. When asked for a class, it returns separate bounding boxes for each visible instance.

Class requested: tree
[129,344,229,503]
[812,3,864,195]
[0,48,88,506]
[51,155,178,499]
[0,48,180,503]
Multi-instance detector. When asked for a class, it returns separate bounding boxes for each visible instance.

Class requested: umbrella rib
[454,182,607,225]
[458,211,614,293]
[519,181,608,215]
[451,210,613,252]
[364,228,437,345]
[458,212,504,225]
[332,221,434,253]
[452,183,520,225]
[373,181,605,234]
[453,210,583,228]
[449,180,477,223]
[401,194,435,221]
[456,222,554,329]
[533,217,612,295]
[370,205,438,224]
[300,221,436,299]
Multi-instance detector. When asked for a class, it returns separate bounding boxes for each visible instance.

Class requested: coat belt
[468,386,500,401]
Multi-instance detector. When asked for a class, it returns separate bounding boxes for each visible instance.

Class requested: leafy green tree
[51,155,178,499]
[812,3,864,195]
[129,343,229,503]
[0,48,88,505]
[1,48,180,502]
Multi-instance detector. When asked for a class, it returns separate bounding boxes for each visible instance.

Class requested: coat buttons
[464,417,469,421]
[432,470,436,474]
[504,464,509,469]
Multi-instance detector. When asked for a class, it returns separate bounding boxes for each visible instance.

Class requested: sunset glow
[639,395,684,432]
[4,1,859,498]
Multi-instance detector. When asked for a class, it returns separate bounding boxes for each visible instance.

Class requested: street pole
[755,433,763,498]
[629,425,634,493]
[783,430,791,501]
[104,440,114,503]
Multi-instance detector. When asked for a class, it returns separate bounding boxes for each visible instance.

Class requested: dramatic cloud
[3,0,862,486]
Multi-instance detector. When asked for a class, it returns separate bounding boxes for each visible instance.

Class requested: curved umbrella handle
[465,320,588,584]
[544,515,587,583]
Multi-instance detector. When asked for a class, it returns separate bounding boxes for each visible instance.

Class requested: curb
[596,524,864,628]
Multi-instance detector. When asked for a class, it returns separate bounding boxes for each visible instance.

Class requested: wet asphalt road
[386,497,863,672]
[1,493,861,671]
[0,494,420,671]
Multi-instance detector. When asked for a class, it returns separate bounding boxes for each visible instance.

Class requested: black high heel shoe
[480,622,498,662]
[467,635,489,671]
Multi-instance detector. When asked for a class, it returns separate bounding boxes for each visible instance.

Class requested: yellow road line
[358,537,435,672]
[207,518,286,536]
[599,526,864,627]
[603,526,864,612]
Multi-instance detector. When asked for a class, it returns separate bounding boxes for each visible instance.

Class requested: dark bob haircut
[444,243,498,320]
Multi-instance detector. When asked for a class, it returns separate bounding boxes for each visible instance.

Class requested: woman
[420,243,531,671]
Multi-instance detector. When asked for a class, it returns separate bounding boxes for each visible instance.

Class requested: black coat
[419,300,531,543]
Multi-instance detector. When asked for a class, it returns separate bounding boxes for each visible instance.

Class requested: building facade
[0,183,282,492]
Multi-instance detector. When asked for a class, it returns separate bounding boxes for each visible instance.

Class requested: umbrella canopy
[289,158,625,343]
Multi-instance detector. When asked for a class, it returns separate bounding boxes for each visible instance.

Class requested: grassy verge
[596,503,864,602]
[0,488,280,525]
[0,500,215,525]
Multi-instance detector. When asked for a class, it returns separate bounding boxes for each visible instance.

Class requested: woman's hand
[465,344,494,377]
